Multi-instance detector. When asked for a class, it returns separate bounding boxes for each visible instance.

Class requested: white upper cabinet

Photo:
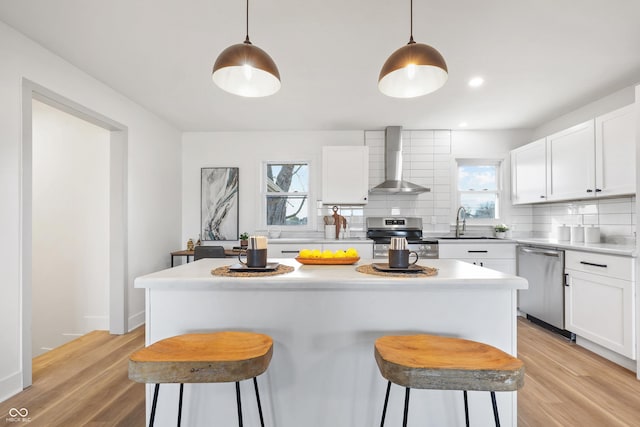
[322,146,369,205]
[510,103,636,205]
[595,104,636,197]
[546,119,596,201]
[511,138,547,204]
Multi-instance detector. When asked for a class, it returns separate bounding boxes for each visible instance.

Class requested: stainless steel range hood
[369,126,431,194]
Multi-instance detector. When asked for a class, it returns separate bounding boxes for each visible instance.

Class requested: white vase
[495,231,506,239]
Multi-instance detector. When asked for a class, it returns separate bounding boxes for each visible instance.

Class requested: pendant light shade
[212,0,281,97]
[378,1,448,98]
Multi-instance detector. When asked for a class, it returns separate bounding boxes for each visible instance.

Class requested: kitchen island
[135,258,527,427]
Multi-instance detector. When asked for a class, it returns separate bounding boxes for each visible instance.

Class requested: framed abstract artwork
[201,167,239,241]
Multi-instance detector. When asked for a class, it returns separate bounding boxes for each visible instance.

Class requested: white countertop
[135,258,527,291]
[515,237,636,257]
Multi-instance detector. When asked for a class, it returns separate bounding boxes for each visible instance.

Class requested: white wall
[32,100,110,357]
[0,21,182,402]
[181,131,364,244]
[531,86,636,140]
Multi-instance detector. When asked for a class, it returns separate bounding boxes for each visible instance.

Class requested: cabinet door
[565,270,635,359]
[438,242,515,259]
[322,146,369,204]
[546,120,595,201]
[595,104,636,197]
[478,259,516,275]
[268,243,306,258]
[511,138,547,204]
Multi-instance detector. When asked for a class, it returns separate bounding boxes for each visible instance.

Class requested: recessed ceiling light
[459,122,468,128]
[468,77,484,88]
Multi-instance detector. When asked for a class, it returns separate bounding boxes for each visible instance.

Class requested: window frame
[261,160,313,230]
[453,158,503,225]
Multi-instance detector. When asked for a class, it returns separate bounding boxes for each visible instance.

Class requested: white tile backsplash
[363,130,453,230]
[531,196,636,242]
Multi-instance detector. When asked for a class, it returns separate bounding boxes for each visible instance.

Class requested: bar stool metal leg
[379,380,392,427]
[402,387,410,427]
[177,383,184,427]
[236,381,243,427]
[463,390,470,427]
[253,377,265,427]
[491,391,500,427]
[149,384,160,427]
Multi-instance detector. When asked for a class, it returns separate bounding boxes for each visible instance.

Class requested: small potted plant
[239,232,249,248]
[494,224,509,238]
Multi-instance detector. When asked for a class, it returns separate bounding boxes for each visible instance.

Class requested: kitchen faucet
[455,206,467,238]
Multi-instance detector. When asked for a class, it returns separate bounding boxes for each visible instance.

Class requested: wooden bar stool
[129,331,273,427]
[374,334,524,427]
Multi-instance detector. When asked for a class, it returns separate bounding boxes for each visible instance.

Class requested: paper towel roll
[557,225,570,241]
[571,225,584,242]
[584,226,600,243]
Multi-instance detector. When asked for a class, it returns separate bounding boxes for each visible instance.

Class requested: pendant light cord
[244,0,251,44]
[408,0,415,44]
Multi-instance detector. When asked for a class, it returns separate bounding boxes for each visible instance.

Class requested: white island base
[135,258,527,427]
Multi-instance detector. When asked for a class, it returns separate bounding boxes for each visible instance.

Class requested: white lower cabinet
[268,241,373,259]
[268,243,308,258]
[564,250,636,359]
[438,242,516,275]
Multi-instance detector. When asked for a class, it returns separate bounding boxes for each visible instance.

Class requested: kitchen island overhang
[135,258,527,427]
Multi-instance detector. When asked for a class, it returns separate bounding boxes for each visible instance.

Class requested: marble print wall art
[201,167,239,241]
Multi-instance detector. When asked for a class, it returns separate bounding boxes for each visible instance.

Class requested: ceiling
[1,0,639,132]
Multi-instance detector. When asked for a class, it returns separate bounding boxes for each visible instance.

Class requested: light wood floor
[0,326,146,426]
[2,319,640,426]
[518,317,640,426]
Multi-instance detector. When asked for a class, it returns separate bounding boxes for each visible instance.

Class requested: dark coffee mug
[238,248,268,268]
[388,249,419,268]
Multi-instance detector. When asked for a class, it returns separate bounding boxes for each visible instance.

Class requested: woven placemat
[212,264,295,277]
[356,264,438,277]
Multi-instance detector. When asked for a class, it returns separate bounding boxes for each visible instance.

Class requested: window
[264,162,309,226]
[456,159,501,221]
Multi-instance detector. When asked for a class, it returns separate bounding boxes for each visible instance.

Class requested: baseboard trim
[128,310,145,332]
[576,336,636,372]
[0,370,23,403]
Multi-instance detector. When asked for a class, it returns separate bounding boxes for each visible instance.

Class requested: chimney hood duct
[370,126,431,194]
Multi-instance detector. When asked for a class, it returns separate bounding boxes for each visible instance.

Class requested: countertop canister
[571,225,584,243]
[584,226,601,243]
[557,225,570,241]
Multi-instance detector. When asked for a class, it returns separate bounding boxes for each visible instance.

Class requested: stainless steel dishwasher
[517,245,574,339]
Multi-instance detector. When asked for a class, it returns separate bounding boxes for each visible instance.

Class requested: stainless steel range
[366,217,438,259]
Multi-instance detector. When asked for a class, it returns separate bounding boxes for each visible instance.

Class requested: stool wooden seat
[374,334,524,427]
[129,331,273,427]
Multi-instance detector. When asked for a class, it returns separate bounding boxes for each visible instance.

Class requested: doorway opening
[21,79,128,387]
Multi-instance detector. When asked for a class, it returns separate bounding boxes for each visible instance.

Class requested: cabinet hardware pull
[586,189,593,193]
[564,273,569,286]
[540,195,545,198]
[282,250,299,254]
[467,250,488,253]
[595,188,602,192]
[579,261,607,268]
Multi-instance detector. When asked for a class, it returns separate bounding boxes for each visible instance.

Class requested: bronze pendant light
[378,0,448,98]
[212,0,281,97]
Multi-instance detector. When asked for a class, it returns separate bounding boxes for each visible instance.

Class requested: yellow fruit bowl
[295,257,360,265]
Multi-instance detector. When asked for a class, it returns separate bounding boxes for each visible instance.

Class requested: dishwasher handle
[518,246,562,257]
